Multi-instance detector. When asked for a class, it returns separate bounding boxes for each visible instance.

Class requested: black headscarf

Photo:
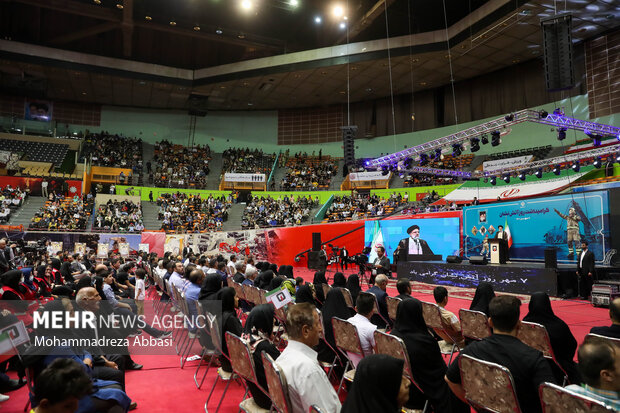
[278,265,287,277]
[313,271,328,302]
[1,269,22,291]
[269,263,278,274]
[341,354,405,413]
[321,288,352,346]
[285,265,294,278]
[243,304,275,348]
[345,274,361,304]
[199,273,222,300]
[267,276,284,291]
[255,270,274,290]
[50,258,61,271]
[295,285,315,305]
[469,282,495,316]
[35,265,47,279]
[217,287,238,328]
[523,292,580,383]
[392,297,429,336]
[75,276,93,293]
[332,272,346,288]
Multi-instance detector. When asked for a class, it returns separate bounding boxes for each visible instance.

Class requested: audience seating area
[0,186,27,224]
[242,195,317,228]
[158,192,230,232]
[429,153,475,169]
[280,155,338,191]
[486,145,552,162]
[323,193,406,222]
[403,173,457,187]
[28,194,93,231]
[150,141,211,189]
[0,139,68,165]
[94,199,144,232]
[80,132,143,170]
[222,147,276,175]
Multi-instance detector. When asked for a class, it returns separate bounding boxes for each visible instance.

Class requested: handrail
[313,194,334,223]
[267,152,280,188]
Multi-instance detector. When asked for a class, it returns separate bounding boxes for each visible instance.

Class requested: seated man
[445,295,556,413]
[367,274,391,328]
[396,278,412,301]
[346,292,377,368]
[277,303,341,413]
[433,286,464,349]
[590,297,620,339]
[566,336,620,410]
[31,358,93,413]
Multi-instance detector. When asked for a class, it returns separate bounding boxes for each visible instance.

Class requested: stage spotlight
[518,172,526,181]
[571,161,580,172]
[435,148,442,159]
[481,134,489,145]
[553,108,564,116]
[505,114,514,122]
[381,165,389,176]
[593,157,602,168]
[491,131,501,147]
[470,137,480,152]
[484,177,489,183]
[240,0,253,11]
[557,128,567,141]
[535,168,543,178]
[404,157,413,169]
[339,22,346,29]
[452,144,462,157]
[490,177,496,185]
[314,16,322,24]
[503,175,511,184]
[419,154,429,166]
[539,110,548,119]
[553,165,561,175]
[289,0,299,6]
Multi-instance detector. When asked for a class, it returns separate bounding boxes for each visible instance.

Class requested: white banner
[483,155,534,172]
[443,173,586,202]
[138,243,150,253]
[224,173,266,183]
[349,171,388,181]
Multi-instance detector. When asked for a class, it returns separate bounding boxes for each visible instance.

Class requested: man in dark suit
[590,298,620,339]
[371,246,391,285]
[472,197,480,205]
[339,246,348,271]
[577,241,595,300]
[494,225,509,262]
[182,245,192,258]
[398,225,434,261]
[368,274,391,328]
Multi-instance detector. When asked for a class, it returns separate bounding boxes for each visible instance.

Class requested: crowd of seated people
[150,140,211,189]
[1,234,619,411]
[241,194,317,228]
[157,192,230,232]
[0,186,27,224]
[81,132,143,171]
[94,199,144,232]
[403,172,457,187]
[29,194,93,231]
[325,192,407,222]
[222,147,276,175]
[280,154,338,191]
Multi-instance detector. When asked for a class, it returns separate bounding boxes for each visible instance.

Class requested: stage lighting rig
[452,144,462,157]
[481,134,489,145]
[470,137,480,152]
[419,153,429,166]
[553,165,561,175]
[535,168,543,178]
[503,175,511,184]
[571,161,580,172]
[593,157,602,168]
[490,177,496,185]
[557,128,567,141]
[518,172,526,181]
[491,131,501,147]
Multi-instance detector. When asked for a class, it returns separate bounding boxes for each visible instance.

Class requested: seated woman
[242,304,281,409]
[391,298,470,413]
[216,287,242,374]
[469,281,496,316]
[317,288,352,376]
[523,291,581,383]
[341,354,410,413]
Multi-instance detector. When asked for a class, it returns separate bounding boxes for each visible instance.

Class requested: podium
[489,239,507,264]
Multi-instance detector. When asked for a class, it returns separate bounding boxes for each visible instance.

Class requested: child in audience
[134,268,146,316]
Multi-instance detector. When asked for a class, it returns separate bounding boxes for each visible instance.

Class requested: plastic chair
[459,354,522,413]
[539,382,616,413]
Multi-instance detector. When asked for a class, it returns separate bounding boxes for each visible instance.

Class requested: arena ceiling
[0,0,618,111]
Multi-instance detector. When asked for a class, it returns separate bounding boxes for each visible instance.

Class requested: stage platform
[397,259,619,296]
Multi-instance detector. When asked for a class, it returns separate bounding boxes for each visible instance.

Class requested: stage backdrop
[365,211,462,262]
[463,190,611,262]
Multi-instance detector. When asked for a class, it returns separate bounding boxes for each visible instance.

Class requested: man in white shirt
[277,303,341,413]
[226,255,237,275]
[346,292,377,367]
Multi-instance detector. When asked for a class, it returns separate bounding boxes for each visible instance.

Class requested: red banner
[0,176,82,197]
[141,231,165,256]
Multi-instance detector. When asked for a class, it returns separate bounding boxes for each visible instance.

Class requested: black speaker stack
[541,14,575,91]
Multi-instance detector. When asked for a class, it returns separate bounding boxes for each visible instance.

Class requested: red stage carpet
[2,268,610,412]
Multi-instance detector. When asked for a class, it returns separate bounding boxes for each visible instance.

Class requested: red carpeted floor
[2,267,610,412]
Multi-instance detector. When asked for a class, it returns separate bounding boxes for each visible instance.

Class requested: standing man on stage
[577,241,595,300]
[554,207,582,258]
[494,225,509,262]
[318,245,328,272]
[339,246,348,271]
[371,246,391,285]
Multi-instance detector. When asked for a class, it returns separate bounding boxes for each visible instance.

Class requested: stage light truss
[476,144,620,177]
[368,109,620,176]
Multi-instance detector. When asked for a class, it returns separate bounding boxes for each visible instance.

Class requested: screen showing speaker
[364,216,461,263]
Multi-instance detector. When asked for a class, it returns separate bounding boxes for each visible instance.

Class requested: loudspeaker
[544,248,557,269]
[342,125,358,166]
[446,255,463,264]
[541,14,574,91]
[307,251,320,269]
[312,233,322,251]
[469,256,487,265]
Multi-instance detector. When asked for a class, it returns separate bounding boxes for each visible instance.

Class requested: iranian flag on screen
[504,218,513,248]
